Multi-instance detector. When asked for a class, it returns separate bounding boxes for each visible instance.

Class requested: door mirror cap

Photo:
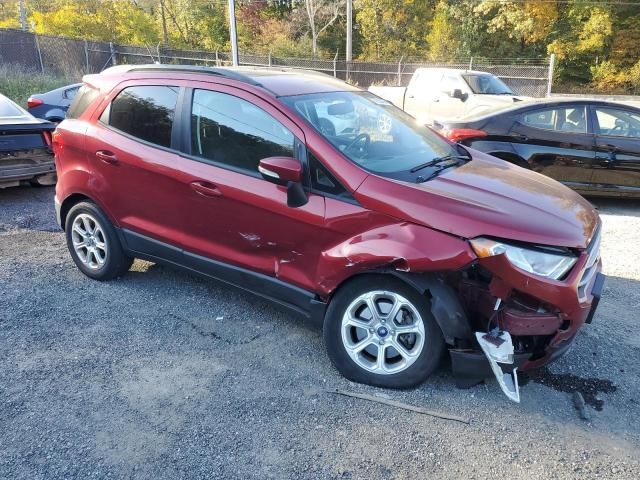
[451,88,465,101]
[258,156,302,185]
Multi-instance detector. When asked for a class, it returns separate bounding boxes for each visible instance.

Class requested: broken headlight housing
[470,238,577,280]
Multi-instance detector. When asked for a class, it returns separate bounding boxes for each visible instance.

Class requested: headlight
[470,237,577,280]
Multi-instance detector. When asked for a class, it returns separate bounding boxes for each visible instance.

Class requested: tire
[323,275,445,389]
[65,201,133,280]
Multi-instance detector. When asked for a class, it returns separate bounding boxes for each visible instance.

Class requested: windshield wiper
[410,154,470,173]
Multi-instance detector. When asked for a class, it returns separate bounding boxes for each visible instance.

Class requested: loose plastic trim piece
[475,330,520,402]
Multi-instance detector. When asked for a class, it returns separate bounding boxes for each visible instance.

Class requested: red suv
[53,65,604,402]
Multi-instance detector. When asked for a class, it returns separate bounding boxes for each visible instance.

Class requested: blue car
[27,83,82,122]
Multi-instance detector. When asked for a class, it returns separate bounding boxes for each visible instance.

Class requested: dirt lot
[1,186,639,479]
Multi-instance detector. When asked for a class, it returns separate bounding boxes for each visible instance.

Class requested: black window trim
[97,84,183,154]
[179,86,307,183]
[590,104,640,140]
[179,87,360,205]
[517,104,593,136]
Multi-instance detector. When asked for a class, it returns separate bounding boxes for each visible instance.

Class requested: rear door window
[101,85,178,148]
[522,106,587,133]
[66,85,100,119]
[190,89,295,174]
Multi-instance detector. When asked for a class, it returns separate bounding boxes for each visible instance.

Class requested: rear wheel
[323,275,445,389]
[65,201,132,280]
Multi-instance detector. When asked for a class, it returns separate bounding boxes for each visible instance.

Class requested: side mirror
[259,156,302,184]
[451,88,465,101]
[258,156,307,208]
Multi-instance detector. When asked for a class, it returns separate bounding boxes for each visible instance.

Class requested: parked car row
[11,68,640,198]
[0,93,56,189]
[435,98,640,198]
[51,65,605,402]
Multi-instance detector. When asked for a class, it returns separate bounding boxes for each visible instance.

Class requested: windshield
[462,74,513,95]
[281,91,459,180]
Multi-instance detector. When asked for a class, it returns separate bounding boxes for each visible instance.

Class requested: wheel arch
[59,192,117,232]
[321,270,473,346]
[59,193,92,230]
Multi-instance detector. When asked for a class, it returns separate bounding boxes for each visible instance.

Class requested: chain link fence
[0,28,552,97]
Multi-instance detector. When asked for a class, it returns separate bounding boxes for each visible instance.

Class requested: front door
[404,70,442,125]
[176,85,329,292]
[509,105,597,192]
[429,73,468,122]
[591,105,640,196]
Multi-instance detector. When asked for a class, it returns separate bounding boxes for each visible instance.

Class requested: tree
[296,0,343,57]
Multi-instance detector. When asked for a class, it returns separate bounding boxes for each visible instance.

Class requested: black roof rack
[101,64,264,87]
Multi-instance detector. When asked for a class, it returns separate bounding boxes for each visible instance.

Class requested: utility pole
[160,0,169,47]
[346,0,352,81]
[228,0,239,66]
[346,0,352,62]
[18,0,27,31]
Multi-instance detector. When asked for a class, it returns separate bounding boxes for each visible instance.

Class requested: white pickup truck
[369,68,529,125]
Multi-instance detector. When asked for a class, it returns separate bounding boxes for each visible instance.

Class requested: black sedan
[1,93,56,189]
[437,98,640,198]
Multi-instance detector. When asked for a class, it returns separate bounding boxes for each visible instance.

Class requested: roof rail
[100,64,264,87]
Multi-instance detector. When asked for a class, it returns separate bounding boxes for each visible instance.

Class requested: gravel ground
[1,186,639,479]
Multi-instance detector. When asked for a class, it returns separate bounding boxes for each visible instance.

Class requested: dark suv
[53,65,604,402]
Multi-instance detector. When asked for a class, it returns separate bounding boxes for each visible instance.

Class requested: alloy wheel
[70,213,108,270]
[341,291,426,375]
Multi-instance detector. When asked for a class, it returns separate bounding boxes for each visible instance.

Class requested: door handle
[190,181,222,198]
[95,150,118,165]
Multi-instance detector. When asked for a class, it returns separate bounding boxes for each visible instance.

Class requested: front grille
[577,225,601,302]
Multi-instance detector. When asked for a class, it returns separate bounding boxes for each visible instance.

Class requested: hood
[356,150,599,250]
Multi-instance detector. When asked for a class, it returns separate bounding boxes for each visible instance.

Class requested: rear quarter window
[66,85,100,119]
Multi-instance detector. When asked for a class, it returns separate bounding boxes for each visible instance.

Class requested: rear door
[85,83,188,255]
[591,105,640,196]
[175,84,328,291]
[509,105,597,192]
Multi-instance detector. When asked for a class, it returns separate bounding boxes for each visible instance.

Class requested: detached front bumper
[451,230,604,398]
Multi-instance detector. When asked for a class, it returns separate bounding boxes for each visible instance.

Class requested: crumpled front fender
[315,222,476,297]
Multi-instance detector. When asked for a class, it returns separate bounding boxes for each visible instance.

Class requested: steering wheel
[344,133,370,156]
[610,124,626,135]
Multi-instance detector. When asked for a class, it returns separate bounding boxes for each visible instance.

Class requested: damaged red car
[53,65,604,402]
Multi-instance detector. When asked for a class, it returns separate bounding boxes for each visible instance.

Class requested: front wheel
[65,201,133,280]
[323,275,445,389]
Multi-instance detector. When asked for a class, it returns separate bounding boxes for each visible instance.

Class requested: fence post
[268,52,272,67]
[469,57,473,70]
[109,42,117,66]
[546,53,555,97]
[84,40,90,73]
[33,33,45,74]
[333,49,338,78]
[215,49,219,66]
[397,56,404,86]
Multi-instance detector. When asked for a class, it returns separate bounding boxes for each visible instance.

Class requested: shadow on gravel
[518,368,617,411]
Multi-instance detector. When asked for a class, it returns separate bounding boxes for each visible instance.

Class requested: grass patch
[0,64,76,108]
